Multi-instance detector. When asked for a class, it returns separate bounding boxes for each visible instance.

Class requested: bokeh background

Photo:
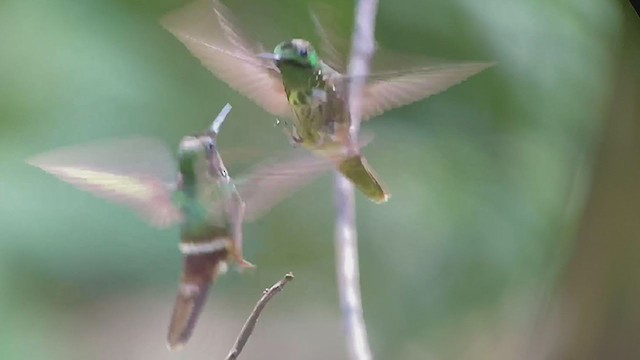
[1,0,638,359]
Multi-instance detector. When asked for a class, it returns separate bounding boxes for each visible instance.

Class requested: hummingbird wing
[161,0,293,119]
[236,131,375,222]
[309,3,493,121]
[357,61,494,121]
[309,3,350,73]
[27,137,182,228]
[235,151,336,222]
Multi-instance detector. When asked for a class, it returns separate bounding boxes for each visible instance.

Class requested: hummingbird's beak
[257,52,281,62]
[210,103,232,135]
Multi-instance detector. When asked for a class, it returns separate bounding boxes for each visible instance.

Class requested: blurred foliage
[537,4,640,358]
[0,0,632,359]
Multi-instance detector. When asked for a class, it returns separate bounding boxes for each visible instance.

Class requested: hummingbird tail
[337,155,390,203]
[166,249,229,350]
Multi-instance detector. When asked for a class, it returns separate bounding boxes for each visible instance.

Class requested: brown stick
[224,273,295,360]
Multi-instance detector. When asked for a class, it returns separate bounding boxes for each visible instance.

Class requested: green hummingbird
[27,104,334,349]
[161,0,493,203]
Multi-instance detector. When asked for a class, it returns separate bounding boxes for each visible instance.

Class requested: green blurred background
[1,0,638,359]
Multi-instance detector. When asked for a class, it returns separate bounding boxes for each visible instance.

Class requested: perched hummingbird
[27,104,333,349]
[161,0,493,203]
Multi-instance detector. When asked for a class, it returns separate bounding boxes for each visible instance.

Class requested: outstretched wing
[235,130,375,222]
[236,151,336,222]
[359,62,494,121]
[27,137,181,228]
[309,3,351,73]
[161,0,293,119]
[310,3,493,121]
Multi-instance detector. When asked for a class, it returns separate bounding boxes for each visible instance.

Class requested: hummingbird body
[278,56,346,147]
[167,129,243,349]
[161,0,493,202]
[28,104,334,350]
[275,39,389,202]
[176,140,236,242]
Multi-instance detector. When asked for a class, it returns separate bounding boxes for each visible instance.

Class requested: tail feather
[166,249,228,350]
[338,155,390,203]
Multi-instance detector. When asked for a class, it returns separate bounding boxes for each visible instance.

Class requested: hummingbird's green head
[177,104,233,181]
[178,135,214,158]
[271,39,320,68]
[177,135,218,166]
[178,134,228,181]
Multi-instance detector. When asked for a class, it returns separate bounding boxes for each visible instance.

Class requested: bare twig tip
[223,273,296,360]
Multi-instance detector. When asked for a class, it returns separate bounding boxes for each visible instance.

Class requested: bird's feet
[232,251,256,271]
[275,119,303,146]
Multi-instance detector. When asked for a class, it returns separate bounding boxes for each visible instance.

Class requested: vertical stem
[334,174,371,360]
[347,0,379,148]
[334,0,379,360]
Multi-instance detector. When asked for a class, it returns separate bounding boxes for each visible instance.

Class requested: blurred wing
[161,0,293,119]
[310,3,389,74]
[27,138,181,228]
[360,62,494,121]
[309,3,350,73]
[236,151,335,222]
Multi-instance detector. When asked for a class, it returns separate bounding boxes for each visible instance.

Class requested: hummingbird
[27,104,334,349]
[161,0,493,203]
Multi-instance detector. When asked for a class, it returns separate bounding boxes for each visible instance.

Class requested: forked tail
[337,154,390,203]
[166,249,229,350]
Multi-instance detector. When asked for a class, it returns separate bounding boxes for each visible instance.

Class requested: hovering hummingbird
[27,104,334,349]
[161,0,493,203]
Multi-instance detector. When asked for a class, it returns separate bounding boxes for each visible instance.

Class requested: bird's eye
[206,140,214,151]
[299,48,308,57]
[220,168,228,177]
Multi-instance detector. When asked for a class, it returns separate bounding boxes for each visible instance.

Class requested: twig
[224,272,295,360]
[347,0,379,146]
[333,0,379,360]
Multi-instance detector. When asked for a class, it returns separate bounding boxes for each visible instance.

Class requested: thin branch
[334,176,372,360]
[347,0,379,145]
[333,0,379,360]
[224,272,295,360]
